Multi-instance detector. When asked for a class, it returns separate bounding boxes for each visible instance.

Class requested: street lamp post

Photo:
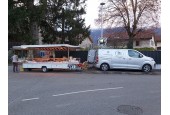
[100,2,105,38]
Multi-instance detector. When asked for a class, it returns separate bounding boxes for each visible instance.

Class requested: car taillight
[96,56,98,63]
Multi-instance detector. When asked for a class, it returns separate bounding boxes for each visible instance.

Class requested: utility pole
[100,2,105,38]
[98,2,106,48]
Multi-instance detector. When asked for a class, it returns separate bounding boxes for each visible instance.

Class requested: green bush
[134,47,155,51]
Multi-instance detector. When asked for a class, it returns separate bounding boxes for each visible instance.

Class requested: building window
[136,41,139,46]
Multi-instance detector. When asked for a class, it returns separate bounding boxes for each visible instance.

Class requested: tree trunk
[61,8,65,43]
[127,37,133,49]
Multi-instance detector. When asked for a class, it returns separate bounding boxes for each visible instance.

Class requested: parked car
[88,49,156,72]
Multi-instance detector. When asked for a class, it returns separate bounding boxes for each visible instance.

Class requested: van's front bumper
[154,63,156,69]
[151,61,156,69]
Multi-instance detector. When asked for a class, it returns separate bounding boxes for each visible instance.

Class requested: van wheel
[100,63,109,71]
[142,64,151,72]
[42,66,48,72]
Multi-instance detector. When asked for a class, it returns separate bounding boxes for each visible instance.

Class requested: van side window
[128,50,140,58]
[115,51,123,58]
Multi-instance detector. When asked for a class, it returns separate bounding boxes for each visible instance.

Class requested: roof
[104,29,157,41]
[12,44,81,51]
[88,37,93,43]
[154,35,161,42]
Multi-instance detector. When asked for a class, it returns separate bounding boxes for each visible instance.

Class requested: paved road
[9,67,160,115]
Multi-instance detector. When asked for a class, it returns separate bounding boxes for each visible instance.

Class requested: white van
[94,49,156,72]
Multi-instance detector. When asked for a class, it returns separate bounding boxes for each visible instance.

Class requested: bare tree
[96,0,160,48]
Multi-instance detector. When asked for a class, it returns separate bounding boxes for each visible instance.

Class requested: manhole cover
[117,105,143,115]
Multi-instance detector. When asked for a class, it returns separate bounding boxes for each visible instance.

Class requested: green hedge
[134,47,155,51]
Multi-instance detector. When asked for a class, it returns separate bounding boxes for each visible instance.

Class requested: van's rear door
[87,49,96,63]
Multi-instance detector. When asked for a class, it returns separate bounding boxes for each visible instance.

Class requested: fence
[55,51,161,64]
[140,51,161,64]
[55,51,88,63]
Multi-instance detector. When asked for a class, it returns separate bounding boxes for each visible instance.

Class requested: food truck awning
[12,44,81,51]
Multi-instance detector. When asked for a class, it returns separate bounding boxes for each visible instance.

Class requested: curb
[82,67,161,75]
[82,70,161,75]
[8,66,161,75]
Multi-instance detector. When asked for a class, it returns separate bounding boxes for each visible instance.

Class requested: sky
[84,0,102,29]
[85,0,101,28]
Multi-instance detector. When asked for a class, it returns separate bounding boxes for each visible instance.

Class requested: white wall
[79,38,92,48]
[133,36,156,49]
[157,42,161,47]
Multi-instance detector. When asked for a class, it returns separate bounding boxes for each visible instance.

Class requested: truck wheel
[142,64,151,72]
[100,63,109,71]
[42,66,48,72]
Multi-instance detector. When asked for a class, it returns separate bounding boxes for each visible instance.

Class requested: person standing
[11,53,18,72]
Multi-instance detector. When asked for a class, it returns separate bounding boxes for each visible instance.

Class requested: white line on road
[109,96,121,98]
[22,97,39,101]
[52,87,123,97]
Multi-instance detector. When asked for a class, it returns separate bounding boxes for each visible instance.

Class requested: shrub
[134,47,155,51]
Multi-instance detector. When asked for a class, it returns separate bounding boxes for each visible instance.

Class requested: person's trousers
[13,62,18,72]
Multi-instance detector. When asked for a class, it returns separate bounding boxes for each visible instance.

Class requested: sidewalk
[8,64,161,71]
[8,64,161,75]
[84,64,161,75]
[155,64,161,70]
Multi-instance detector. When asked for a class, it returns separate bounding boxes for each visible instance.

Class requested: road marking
[109,96,121,98]
[22,97,39,101]
[52,87,123,97]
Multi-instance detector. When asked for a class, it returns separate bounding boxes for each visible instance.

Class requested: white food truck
[12,44,83,72]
